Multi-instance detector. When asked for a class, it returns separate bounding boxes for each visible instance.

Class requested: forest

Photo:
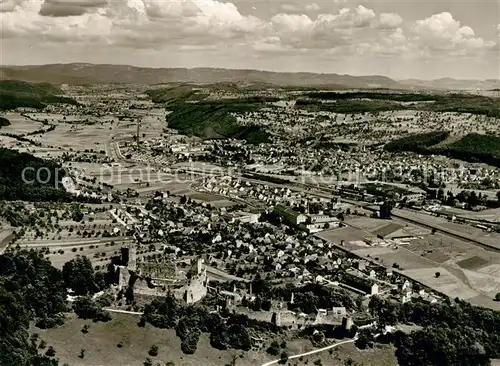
[0,250,113,365]
[165,100,270,144]
[368,296,500,365]
[385,132,500,167]
[384,131,450,154]
[0,80,78,110]
[0,148,74,201]
[297,92,500,118]
[0,116,10,127]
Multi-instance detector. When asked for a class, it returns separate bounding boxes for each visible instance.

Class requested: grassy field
[304,342,397,366]
[31,313,399,366]
[456,256,489,270]
[31,313,271,366]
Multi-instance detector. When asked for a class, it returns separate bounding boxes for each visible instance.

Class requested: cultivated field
[319,223,500,310]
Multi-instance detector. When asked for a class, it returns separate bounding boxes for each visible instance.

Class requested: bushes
[0,117,10,127]
[62,256,102,295]
[369,296,500,364]
[181,329,201,354]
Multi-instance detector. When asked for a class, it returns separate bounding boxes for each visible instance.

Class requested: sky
[1,0,499,80]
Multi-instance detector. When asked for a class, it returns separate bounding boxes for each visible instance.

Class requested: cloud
[141,0,199,19]
[378,13,403,29]
[281,2,321,13]
[413,12,494,53]
[305,3,320,12]
[0,0,23,12]
[39,0,107,17]
[280,3,299,12]
[0,1,496,64]
[268,6,376,50]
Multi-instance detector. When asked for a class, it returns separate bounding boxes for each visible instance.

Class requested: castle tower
[136,120,140,149]
[342,316,354,331]
[128,244,137,272]
[273,312,281,327]
[196,258,204,275]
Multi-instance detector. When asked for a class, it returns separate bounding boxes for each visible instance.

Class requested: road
[260,338,357,366]
[104,308,143,316]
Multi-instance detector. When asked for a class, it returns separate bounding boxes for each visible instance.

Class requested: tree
[261,299,272,311]
[73,296,111,322]
[62,256,101,295]
[71,205,84,222]
[380,201,392,219]
[278,351,289,365]
[267,341,280,356]
[495,293,500,302]
[435,272,441,278]
[180,329,200,354]
[149,344,159,357]
[79,349,85,359]
[45,346,56,357]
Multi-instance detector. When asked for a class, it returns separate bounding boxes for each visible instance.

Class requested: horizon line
[2,62,500,83]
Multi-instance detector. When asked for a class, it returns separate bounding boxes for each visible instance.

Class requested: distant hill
[399,78,500,91]
[0,80,79,110]
[385,132,500,167]
[297,92,500,118]
[2,63,497,91]
[0,63,404,89]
